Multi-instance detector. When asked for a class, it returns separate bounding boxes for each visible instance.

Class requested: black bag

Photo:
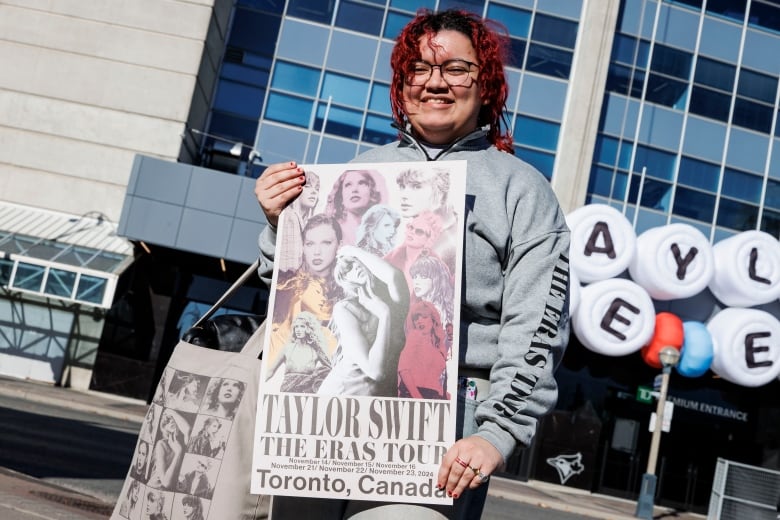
[181,260,265,355]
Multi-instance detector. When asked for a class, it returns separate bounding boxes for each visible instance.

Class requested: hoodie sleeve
[257,223,277,287]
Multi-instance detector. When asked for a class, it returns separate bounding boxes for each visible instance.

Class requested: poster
[251,161,467,504]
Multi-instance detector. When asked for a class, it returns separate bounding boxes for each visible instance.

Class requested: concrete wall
[0,0,222,222]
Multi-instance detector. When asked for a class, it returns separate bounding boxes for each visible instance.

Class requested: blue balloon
[676,321,713,377]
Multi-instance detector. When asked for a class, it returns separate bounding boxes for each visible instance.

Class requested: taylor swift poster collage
[252,161,467,504]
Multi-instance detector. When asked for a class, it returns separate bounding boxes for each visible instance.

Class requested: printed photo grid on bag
[115,367,247,520]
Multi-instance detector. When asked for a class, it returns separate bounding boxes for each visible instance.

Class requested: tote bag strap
[192,259,261,329]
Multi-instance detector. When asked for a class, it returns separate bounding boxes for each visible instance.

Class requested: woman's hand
[255,161,306,227]
[437,436,504,499]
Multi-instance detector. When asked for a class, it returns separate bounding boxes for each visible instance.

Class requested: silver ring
[477,470,490,484]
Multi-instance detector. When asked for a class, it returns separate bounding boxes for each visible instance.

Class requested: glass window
[237,0,285,11]
[11,262,44,291]
[588,165,616,198]
[363,114,396,145]
[737,69,778,104]
[0,258,11,284]
[732,98,774,134]
[605,64,645,97]
[385,11,412,39]
[438,0,484,12]
[287,0,335,24]
[633,145,677,180]
[229,8,282,55]
[208,112,258,145]
[722,168,764,204]
[705,0,746,23]
[531,14,578,49]
[761,208,780,237]
[272,62,320,96]
[672,187,716,222]
[314,104,363,140]
[44,268,76,298]
[594,136,620,166]
[749,1,780,33]
[220,62,269,87]
[716,198,758,231]
[488,4,532,39]
[514,116,560,151]
[516,147,555,179]
[321,73,369,108]
[391,0,435,11]
[214,81,265,119]
[694,57,735,92]
[265,93,314,127]
[76,275,107,305]
[335,0,383,35]
[645,73,688,108]
[678,156,720,192]
[638,178,673,210]
[612,34,649,67]
[525,43,572,79]
[368,83,391,114]
[688,86,731,122]
[669,0,703,10]
[650,44,692,80]
[507,38,528,68]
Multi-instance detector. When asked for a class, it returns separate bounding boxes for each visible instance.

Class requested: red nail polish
[452,493,459,499]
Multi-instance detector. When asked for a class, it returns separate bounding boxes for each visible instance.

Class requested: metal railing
[708,458,780,519]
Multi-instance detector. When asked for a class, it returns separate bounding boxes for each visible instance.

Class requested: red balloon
[641,312,684,369]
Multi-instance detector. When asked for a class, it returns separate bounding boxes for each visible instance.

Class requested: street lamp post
[635,346,680,519]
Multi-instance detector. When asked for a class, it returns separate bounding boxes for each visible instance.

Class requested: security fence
[708,458,780,519]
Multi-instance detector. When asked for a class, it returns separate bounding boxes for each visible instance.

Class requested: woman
[256,9,570,519]
[398,300,448,399]
[409,253,455,353]
[129,440,150,481]
[119,478,141,518]
[181,495,206,520]
[166,372,202,412]
[325,169,384,245]
[143,489,169,520]
[317,245,409,397]
[188,416,225,458]
[384,211,442,291]
[356,204,401,257]
[147,409,190,491]
[202,378,245,420]
[266,311,332,393]
[278,170,321,272]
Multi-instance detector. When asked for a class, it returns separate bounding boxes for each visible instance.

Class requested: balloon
[572,278,655,356]
[676,321,713,377]
[709,230,780,307]
[641,312,683,369]
[628,224,715,300]
[566,204,637,284]
[707,308,780,387]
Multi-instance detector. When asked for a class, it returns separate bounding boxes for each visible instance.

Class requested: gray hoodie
[258,127,571,462]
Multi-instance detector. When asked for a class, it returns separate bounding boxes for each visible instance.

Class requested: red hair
[390,9,514,153]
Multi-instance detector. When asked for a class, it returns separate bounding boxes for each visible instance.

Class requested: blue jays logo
[546,452,584,484]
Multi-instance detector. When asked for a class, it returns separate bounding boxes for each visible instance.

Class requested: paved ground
[0,376,706,520]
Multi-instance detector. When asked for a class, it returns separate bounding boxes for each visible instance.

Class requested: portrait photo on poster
[252,160,467,505]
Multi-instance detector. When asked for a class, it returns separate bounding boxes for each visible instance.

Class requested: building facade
[1,0,779,514]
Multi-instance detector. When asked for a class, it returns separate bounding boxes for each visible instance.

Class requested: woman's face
[182,502,193,517]
[338,258,368,291]
[373,214,397,244]
[135,443,148,469]
[207,420,221,435]
[146,493,162,514]
[402,30,484,145]
[399,178,435,218]
[218,380,241,404]
[412,274,433,298]
[405,220,431,249]
[161,414,177,434]
[293,320,309,339]
[300,180,319,209]
[303,224,340,278]
[413,312,434,331]
[340,171,373,214]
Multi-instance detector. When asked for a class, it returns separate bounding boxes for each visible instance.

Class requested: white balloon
[709,230,780,307]
[707,308,780,387]
[567,204,637,284]
[572,278,655,356]
[629,224,715,300]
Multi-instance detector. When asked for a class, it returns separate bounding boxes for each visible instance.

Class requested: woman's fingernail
[452,493,459,499]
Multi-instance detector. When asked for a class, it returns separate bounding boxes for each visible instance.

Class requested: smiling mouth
[422,97,453,105]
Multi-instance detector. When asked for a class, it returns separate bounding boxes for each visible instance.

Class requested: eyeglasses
[405,59,479,86]
[407,223,430,237]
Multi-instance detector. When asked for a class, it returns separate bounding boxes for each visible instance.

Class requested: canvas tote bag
[111,262,269,520]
